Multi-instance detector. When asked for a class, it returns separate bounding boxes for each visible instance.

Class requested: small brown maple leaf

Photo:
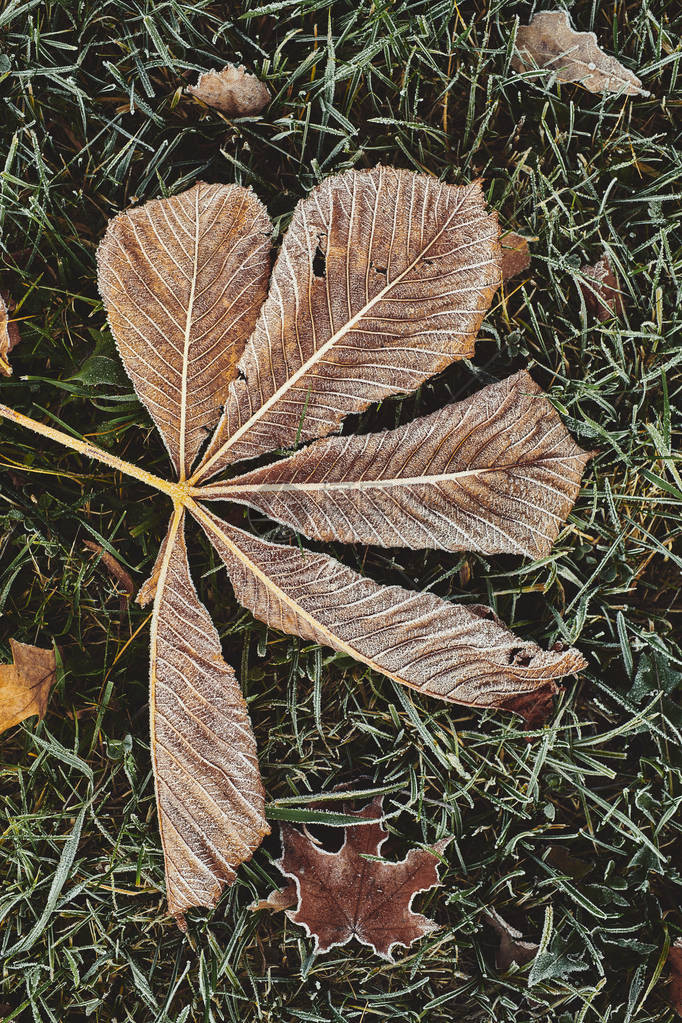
[248,884,297,913]
[275,796,450,959]
[0,639,57,734]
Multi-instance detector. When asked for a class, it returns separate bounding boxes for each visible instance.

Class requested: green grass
[1,0,681,1020]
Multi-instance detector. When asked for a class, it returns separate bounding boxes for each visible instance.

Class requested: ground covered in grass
[0,0,681,1020]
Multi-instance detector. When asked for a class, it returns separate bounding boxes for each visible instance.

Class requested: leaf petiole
[0,402,182,502]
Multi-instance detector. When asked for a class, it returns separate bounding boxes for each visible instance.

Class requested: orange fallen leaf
[0,639,57,734]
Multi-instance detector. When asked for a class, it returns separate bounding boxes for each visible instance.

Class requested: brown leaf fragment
[276,796,449,958]
[149,512,269,927]
[187,64,271,117]
[97,181,272,478]
[0,291,21,377]
[580,254,625,321]
[194,167,501,479]
[666,938,682,1016]
[513,11,648,96]
[205,371,591,559]
[193,506,586,722]
[499,685,556,729]
[501,232,532,282]
[484,908,539,970]
[545,846,592,879]
[0,640,57,734]
[84,541,136,602]
[249,883,297,913]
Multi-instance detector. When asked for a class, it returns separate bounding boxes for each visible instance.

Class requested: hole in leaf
[312,246,326,278]
[508,647,532,667]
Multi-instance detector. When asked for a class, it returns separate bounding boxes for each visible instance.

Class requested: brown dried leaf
[195,167,500,479]
[667,938,682,1016]
[187,64,270,117]
[97,181,272,478]
[249,883,297,913]
[276,796,449,958]
[205,371,591,559]
[498,686,557,729]
[545,845,592,879]
[513,11,648,96]
[84,541,136,602]
[580,254,625,321]
[501,232,532,281]
[484,908,539,970]
[0,640,56,734]
[0,291,21,377]
[148,512,268,927]
[193,506,586,722]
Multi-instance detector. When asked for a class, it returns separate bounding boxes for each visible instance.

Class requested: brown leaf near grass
[0,639,57,734]
[501,232,532,281]
[498,685,557,729]
[148,512,268,928]
[0,291,21,377]
[275,796,449,959]
[187,64,270,117]
[580,254,626,321]
[484,908,539,970]
[513,11,648,97]
[667,939,682,1017]
[84,541,136,603]
[249,883,297,913]
[662,937,682,1018]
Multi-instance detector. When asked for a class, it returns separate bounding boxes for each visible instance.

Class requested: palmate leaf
[0,167,591,929]
[203,371,591,558]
